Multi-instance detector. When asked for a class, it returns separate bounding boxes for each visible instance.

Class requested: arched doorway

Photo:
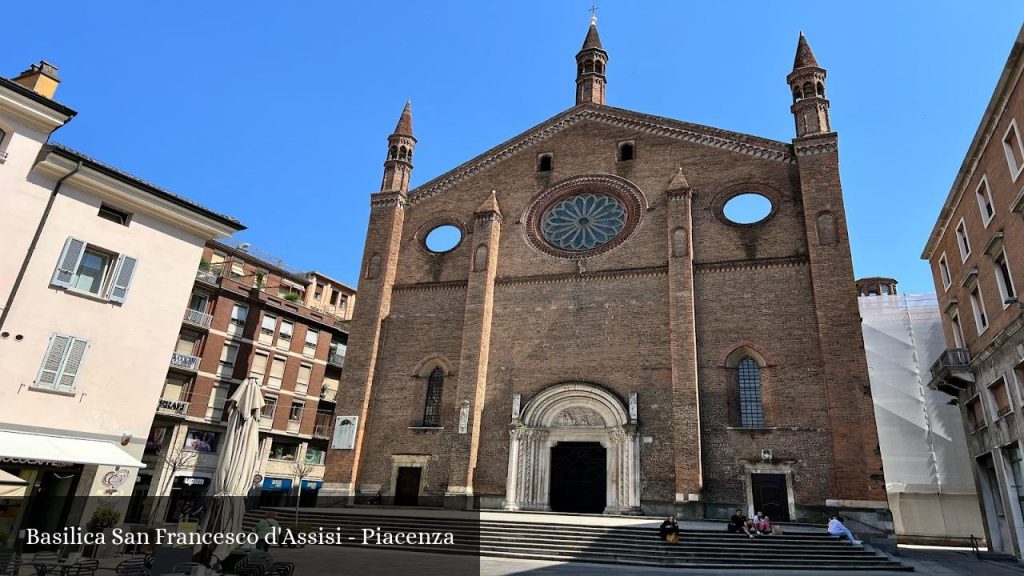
[504,382,640,514]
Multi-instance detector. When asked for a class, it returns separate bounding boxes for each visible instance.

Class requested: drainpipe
[0,160,83,332]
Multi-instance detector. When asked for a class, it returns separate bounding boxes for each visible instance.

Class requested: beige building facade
[0,62,242,542]
[924,25,1024,558]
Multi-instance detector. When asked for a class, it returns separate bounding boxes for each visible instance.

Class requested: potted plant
[86,506,121,558]
[282,292,301,303]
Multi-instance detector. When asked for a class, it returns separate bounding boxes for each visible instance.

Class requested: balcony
[170,352,201,371]
[328,352,345,368]
[183,308,213,329]
[928,348,975,396]
[196,267,220,284]
[157,398,190,417]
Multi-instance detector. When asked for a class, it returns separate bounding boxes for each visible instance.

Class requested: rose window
[540,193,627,252]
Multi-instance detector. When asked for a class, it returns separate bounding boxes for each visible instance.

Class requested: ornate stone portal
[504,382,641,514]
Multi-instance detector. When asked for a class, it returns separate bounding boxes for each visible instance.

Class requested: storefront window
[1007,444,1024,515]
[269,442,298,461]
[182,429,218,453]
[305,447,325,465]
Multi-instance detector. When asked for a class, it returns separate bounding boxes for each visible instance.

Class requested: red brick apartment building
[135,240,353,523]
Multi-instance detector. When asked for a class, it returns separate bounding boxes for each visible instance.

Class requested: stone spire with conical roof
[575,15,608,105]
[381,101,417,193]
[786,32,831,137]
[793,32,819,69]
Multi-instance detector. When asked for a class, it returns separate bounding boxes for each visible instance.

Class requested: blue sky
[5,1,1023,292]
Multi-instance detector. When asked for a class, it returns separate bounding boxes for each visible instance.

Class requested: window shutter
[36,334,71,388]
[51,237,86,288]
[57,338,89,392]
[108,255,138,303]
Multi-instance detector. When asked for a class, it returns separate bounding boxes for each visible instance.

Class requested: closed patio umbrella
[199,377,264,564]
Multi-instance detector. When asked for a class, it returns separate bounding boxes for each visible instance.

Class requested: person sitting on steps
[827,514,863,547]
[751,511,772,535]
[727,509,756,538]
[659,515,680,542]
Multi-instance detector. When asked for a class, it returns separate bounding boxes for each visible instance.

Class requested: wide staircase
[244,509,911,571]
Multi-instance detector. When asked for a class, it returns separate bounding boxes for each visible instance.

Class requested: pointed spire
[393,100,413,136]
[666,167,691,191]
[793,32,819,69]
[475,190,502,217]
[581,20,604,51]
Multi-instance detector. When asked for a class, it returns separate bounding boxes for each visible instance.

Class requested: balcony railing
[313,424,332,439]
[328,352,346,368]
[170,352,200,371]
[157,398,190,416]
[196,268,220,284]
[928,348,975,395]
[183,308,213,329]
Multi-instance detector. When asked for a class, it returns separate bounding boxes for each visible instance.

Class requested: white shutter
[36,334,71,388]
[107,255,138,303]
[56,338,89,392]
[51,238,86,288]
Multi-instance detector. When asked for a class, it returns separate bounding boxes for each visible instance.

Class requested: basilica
[324,18,886,522]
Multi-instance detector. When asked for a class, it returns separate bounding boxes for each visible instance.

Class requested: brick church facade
[324,20,887,520]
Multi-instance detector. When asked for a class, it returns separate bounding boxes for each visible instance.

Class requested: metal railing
[183,308,213,329]
[328,352,346,368]
[170,352,200,371]
[196,268,220,284]
[929,348,971,381]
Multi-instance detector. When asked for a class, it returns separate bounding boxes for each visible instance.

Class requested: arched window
[816,82,825,98]
[423,367,444,427]
[399,146,407,160]
[792,86,802,102]
[802,82,813,98]
[595,61,604,74]
[584,60,594,73]
[537,153,553,173]
[618,142,634,162]
[389,145,398,159]
[737,356,764,427]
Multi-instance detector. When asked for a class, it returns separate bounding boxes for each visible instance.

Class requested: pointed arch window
[422,367,444,427]
[737,356,764,427]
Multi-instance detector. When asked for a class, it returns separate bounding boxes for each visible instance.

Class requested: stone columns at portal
[446,191,502,507]
[665,168,704,508]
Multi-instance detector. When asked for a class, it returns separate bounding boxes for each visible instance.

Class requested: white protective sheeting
[0,429,145,468]
[859,294,977,495]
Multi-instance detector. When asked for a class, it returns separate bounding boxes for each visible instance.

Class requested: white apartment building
[0,61,243,544]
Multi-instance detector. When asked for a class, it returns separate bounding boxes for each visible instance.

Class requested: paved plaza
[264,544,1024,576]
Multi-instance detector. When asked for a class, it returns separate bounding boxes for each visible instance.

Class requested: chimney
[13,61,61,99]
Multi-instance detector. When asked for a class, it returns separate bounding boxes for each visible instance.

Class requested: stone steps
[245,510,911,571]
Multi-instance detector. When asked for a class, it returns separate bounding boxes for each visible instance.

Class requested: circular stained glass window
[541,193,627,252]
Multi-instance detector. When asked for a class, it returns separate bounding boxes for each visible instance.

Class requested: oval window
[723,193,773,224]
[424,225,462,253]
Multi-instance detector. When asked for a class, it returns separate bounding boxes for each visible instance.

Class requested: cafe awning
[0,430,145,468]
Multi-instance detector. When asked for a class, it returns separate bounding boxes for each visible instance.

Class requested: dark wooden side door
[394,467,422,506]
[751,473,790,522]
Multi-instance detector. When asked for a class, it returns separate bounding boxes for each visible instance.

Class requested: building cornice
[695,255,810,273]
[407,104,795,206]
[923,25,1024,259]
[34,150,242,240]
[0,79,75,132]
[496,265,668,287]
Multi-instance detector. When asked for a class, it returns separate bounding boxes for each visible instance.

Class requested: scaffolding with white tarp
[859,293,984,543]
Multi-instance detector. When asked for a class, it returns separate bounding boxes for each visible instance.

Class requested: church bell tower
[788,33,831,137]
[576,15,608,105]
[381,101,416,193]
